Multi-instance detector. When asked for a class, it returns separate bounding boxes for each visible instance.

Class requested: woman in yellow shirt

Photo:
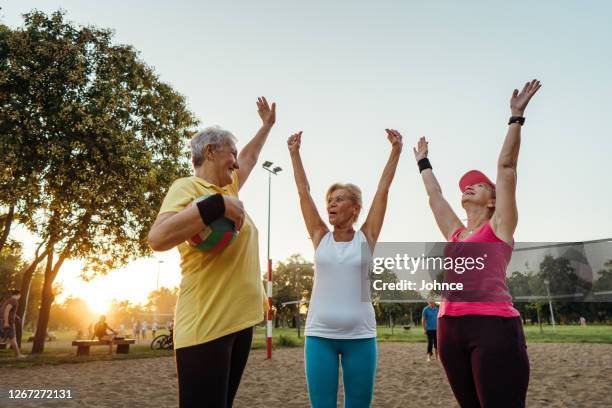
[148,97,275,408]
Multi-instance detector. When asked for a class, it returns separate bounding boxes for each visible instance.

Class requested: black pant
[175,326,253,408]
[438,315,529,408]
[426,329,437,354]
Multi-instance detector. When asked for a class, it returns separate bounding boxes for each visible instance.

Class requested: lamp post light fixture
[156,260,164,292]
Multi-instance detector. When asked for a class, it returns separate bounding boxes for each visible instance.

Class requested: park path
[1,343,611,407]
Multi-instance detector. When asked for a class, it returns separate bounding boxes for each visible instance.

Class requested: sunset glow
[55,255,182,309]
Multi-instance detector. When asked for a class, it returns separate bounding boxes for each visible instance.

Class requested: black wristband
[195,194,225,225]
[418,158,432,173]
[508,116,525,125]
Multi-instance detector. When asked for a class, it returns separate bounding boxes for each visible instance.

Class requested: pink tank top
[439,222,520,317]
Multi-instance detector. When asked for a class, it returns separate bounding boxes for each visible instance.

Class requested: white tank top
[305,230,377,339]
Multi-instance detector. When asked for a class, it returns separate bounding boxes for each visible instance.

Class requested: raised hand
[510,79,542,116]
[385,129,403,153]
[257,96,276,127]
[287,131,302,154]
[412,136,429,162]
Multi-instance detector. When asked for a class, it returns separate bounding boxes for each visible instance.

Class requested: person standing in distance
[421,300,439,362]
[1,290,26,359]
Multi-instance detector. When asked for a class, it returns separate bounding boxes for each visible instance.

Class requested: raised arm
[413,137,464,241]
[492,79,542,243]
[361,129,403,248]
[237,96,276,190]
[287,131,329,249]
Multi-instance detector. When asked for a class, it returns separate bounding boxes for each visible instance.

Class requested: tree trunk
[32,250,55,354]
[16,245,48,347]
[0,204,15,252]
[32,244,70,354]
[31,211,90,353]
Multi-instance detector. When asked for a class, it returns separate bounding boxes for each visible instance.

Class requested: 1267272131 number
[7,389,72,399]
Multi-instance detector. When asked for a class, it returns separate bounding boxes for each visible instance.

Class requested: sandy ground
[1,342,611,407]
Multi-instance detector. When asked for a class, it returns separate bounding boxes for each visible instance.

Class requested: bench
[71,339,136,356]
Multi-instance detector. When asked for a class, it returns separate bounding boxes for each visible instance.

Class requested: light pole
[262,161,282,359]
[156,260,164,292]
[296,267,301,339]
[155,259,164,324]
[543,278,556,331]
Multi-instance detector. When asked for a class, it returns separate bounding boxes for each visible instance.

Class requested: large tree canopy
[0,10,198,352]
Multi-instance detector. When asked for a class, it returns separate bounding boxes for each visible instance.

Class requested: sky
[3,1,612,307]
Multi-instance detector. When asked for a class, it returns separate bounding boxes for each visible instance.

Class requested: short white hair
[190,126,237,167]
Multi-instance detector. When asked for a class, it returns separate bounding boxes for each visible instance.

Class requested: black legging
[175,326,253,408]
[438,315,529,408]
[426,329,437,354]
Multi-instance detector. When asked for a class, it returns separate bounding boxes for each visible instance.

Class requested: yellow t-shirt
[159,171,266,349]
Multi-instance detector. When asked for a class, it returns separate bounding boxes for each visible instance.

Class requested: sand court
[1,342,611,407]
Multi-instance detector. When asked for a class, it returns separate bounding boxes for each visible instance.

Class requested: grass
[2,324,610,368]
[376,324,612,343]
[253,324,612,347]
[0,329,175,368]
[0,345,174,369]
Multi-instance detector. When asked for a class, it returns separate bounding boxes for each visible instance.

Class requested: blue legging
[304,336,377,408]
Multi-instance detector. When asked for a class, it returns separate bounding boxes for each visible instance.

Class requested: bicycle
[151,329,173,350]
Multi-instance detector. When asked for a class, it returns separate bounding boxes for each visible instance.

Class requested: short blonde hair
[325,183,362,224]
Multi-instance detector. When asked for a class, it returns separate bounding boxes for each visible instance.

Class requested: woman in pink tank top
[413,79,542,408]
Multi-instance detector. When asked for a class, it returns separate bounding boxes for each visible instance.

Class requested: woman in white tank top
[287,128,403,408]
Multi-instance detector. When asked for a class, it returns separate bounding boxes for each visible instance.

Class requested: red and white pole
[266,258,273,359]
[263,164,280,359]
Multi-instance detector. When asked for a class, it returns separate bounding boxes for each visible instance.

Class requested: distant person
[579,316,587,326]
[92,315,118,354]
[119,323,125,335]
[0,290,26,358]
[422,300,439,362]
[134,320,141,342]
[141,320,148,340]
[152,321,158,338]
[167,320,174,339]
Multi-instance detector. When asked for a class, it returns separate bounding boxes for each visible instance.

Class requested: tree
[49,296,93,331]
[270,255,314,328]
[0,241,25,294]
[370,268,424,328]
[107,299,148,334]
[22,266,44,331]
[1,10,198,353]
[146,287,179,317]
[593,260,612,293]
